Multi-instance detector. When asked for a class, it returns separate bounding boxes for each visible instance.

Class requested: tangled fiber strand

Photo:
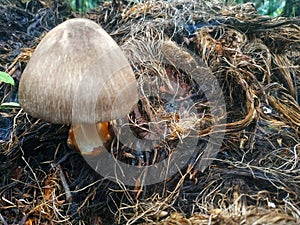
[0,0,300,224]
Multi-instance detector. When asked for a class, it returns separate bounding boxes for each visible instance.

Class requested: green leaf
[67,0,98,12]
[0,71,14,85]
[0,102,20,109]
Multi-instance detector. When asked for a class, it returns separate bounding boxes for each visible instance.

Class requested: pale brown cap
[19,18,138,124]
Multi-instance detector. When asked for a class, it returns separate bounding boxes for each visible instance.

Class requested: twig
[0,213,8,225]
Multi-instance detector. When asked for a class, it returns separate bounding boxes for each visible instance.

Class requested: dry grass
[0,0,300,224]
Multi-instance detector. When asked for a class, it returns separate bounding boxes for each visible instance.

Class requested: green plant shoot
[0,71,19,109]
[0,102,20,109]
[0,71,14,85]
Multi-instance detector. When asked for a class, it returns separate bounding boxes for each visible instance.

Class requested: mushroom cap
[19,18,138,124]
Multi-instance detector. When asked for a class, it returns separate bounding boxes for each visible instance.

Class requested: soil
[0,1,300,224]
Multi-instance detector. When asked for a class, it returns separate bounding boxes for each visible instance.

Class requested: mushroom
[18,18,138,154]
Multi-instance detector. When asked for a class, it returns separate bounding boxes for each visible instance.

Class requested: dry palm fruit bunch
[0,0,300,224]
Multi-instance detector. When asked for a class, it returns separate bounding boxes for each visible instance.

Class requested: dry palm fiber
[0,0,300,224]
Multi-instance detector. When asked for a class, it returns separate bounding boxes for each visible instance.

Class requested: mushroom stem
[68,122,111,155]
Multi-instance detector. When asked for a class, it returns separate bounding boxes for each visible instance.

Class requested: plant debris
[0,0,300,224]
